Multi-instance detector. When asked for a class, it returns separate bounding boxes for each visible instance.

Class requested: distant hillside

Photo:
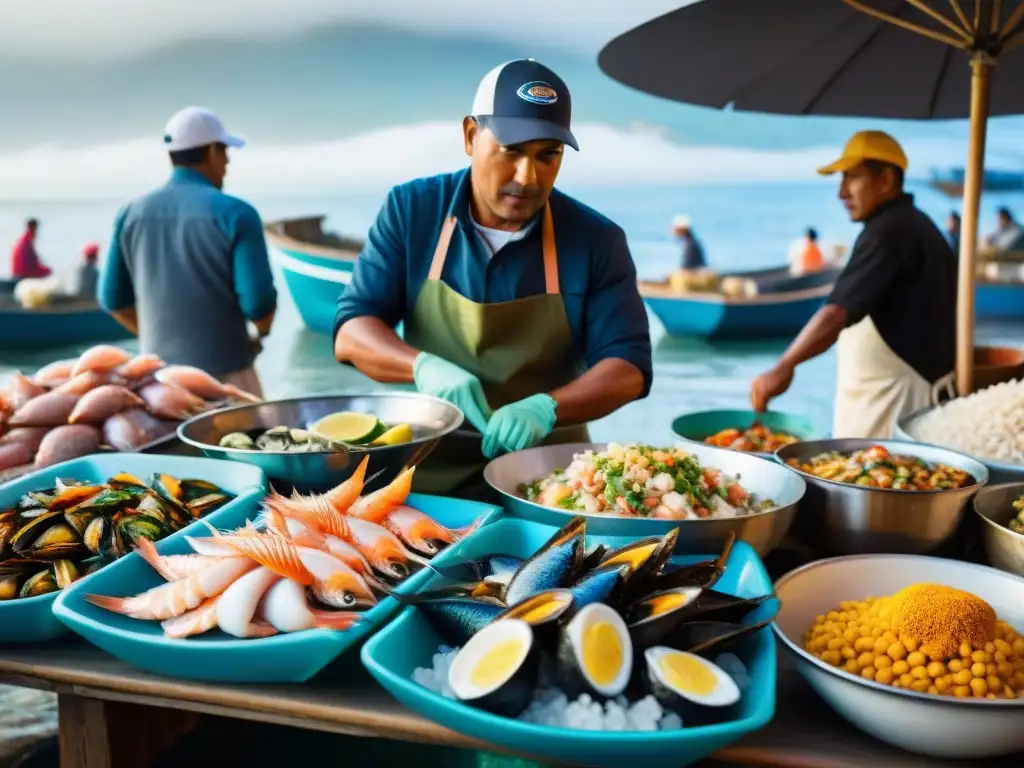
[0,24,998,153]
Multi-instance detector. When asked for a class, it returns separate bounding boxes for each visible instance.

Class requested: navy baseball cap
[471,59,578,151]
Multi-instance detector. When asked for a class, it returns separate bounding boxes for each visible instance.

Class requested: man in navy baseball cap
[334,59,651,498]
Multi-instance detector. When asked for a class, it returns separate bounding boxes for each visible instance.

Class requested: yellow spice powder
[890,583,996,660]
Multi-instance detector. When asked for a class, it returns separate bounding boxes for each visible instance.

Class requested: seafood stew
[521,443,776,520]
[785,445,974,491]
[0,471,235,601]
[704,425,798,453]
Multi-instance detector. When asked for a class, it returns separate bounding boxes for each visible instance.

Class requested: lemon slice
[310,412,382,444]
[372,423,414,446]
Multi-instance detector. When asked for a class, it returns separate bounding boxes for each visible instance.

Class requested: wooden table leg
[58,694,203,768]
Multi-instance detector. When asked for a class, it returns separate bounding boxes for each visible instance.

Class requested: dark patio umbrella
[599,0,1024,395]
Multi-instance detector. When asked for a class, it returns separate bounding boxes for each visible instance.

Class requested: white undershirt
[469,205,538,256]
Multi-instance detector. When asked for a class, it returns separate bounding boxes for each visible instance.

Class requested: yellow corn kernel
[948,658,963,673]
[910,679,930,692]
[821,650,842,666]
[960,642,974,658]
[873,655,892,669]
[985,642,996,654]
[841,646,856,660]
[845,659,860,675]
[892,660,910,676]
[903,636,920,653]
[874,667,894,685]
[954,669,973,685]
[900,673,914,687]
[927,685,938,694]
[907,652,926,668]
[854,637,875,653]
[861,667,876,680]
[971,662,988,678]
[972,650,992,664]
[910,666,929,681]
[873,637,890,655]
[934,676,950,693]
[887,642,907,661]
[970,678,989,697]
[953,685,971,697]
[987,676,1003,695]
[926,661,946,679]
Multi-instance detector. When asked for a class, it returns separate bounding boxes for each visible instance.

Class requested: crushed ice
[412,646,750,732]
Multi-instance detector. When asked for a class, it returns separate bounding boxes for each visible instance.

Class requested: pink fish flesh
[68,385,145,424]
[7,393,80,427]
[137,383,208,421]
[102,408,179,451]
[34,425,103,469]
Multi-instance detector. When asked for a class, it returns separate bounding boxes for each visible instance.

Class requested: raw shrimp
[161,597,220,639]
[381,505,481,557]
[7,393,79,427]
[53,371,109,397]
[33,425,102,468]
[5,372,47,409]
[137,383,208,421]
[348,466,415,523]
[135,537,227,581]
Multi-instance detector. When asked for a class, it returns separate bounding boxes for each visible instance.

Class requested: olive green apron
[405,201,590,497]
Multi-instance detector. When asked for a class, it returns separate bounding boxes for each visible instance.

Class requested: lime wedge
[371,423,414,447]
[310,412,382,444]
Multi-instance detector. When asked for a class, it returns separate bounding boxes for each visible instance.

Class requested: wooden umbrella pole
[955,52,993,397]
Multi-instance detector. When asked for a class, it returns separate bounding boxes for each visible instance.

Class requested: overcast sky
[0,0,692,59]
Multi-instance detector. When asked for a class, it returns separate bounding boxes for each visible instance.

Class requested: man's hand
[482,394,558,459]
[413,352,491,434]
[751,363,795,413]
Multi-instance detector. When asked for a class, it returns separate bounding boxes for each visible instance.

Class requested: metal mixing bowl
[775,438,989,556]
[973,482,1024,578]
[177,393,463,493]
[483,441,805,555]
[898,404,1024,485]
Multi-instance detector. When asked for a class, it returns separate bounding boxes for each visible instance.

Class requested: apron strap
[427,203,560,294]
[930,371,957,405]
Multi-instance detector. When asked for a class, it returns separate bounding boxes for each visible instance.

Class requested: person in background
[98,106,276,397]
[750,130,956,439]
[945,211,960,256]
[986,207,1024,252]
[672,214,706,269]
[333,59,651,498]
[788,227,825,276]
[73,242,100,299]
[9,218,52,279]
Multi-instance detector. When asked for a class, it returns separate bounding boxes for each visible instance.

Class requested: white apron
[832,316,954,439]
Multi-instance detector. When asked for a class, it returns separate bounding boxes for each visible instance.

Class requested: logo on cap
[517,81,558,105]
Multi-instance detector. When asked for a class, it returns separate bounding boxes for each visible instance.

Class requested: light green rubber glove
[481,394,558,459]
[413,352,492,434]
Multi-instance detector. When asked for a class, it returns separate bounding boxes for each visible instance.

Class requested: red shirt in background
[10,231,51,279]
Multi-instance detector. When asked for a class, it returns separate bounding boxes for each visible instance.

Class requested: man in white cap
[334,59,651,498]
[98,106,276,397]
[671,214,706,270]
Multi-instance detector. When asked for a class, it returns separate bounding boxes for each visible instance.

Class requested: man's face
[838,163,896,223]
[999,212,1012,229]
[947,215,959,232]
[464,119,563,227]
[208,143,229,189]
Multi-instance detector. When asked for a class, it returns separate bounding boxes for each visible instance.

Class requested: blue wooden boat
[976,278,1024,320]
[928,166,1024,197]
[639,265,841,339]
[264,216,364,335]
[0,289,132,349]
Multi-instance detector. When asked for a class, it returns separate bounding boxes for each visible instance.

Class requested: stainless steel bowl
[177,393,464,493]
[775,438,989,556]
[898,404,1024,485]
[973,482,1024,578]
[483,441,805,555]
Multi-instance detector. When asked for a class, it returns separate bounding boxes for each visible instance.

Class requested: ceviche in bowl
[520,443,777,520]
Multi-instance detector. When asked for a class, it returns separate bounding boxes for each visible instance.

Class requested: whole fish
[71,345,133,378]
[5,372,47,409]
[68,385,145,424]
[381,505,481,557]
[34,424,103,468]
[137,383,208,421]
[53,371,110,397]
[503,516,587,607]
[102,408,179,451]
[154,365,261,403]
[115,354,166,382]
[416,597,506,646]
[32,359,75,387]
[7,393,80,427]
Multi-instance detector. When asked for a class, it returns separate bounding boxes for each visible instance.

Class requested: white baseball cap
[163,106,246,152]
[672,214,692,229]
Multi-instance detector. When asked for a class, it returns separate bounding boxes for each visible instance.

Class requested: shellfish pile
[0,471,234,601]
[409,518,777,727]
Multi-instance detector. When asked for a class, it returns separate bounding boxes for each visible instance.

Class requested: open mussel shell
[626,586,703,649]
[448,619,539,718]
[644,647,741,726]
[557,602,633,701]
[428,554,524,588]
[48,484,104,511]
[684,589,776,625]
[53,558,81,589]
[575,544,608,578]
[602,527,678,589]
[83,516,107,554]
[76,488,138,514]
[496,589,574,633]
[19,568,59,599]
[9,510,85,559]
[0,574,19,600]
[570,563,633,612]
[504,516,587,607]
[116,513,167,550]
[643,531,736,594]
[17,491,53,513]
[107,472,149,492]
[663,615,776,656]
[0,510,17,553]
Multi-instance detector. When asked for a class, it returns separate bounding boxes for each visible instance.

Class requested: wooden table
[0,641,1018,768]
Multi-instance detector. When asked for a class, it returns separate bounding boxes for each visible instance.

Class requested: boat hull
[643,291,828,338]
[976,281,1024,320]
[0,304,133,349]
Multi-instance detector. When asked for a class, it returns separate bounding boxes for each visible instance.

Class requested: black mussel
[0,510,16,553]
[602,528,678,589]
[9,510,71,554]
[417,596,507,646]
[644,531,735,593]
[152,473,185,503]
[81,555,110,576]
[179,479,222,502]
[429,554,524,587]
[0,574,17,600]
[77,488,137,513]
[47,484,104,511]
[184,492,230,518]
[52,559,80,589]
[684,589,777,625]
[496,589,575,631]
[19,568,58,598]
[663,615,776,656]
[504,516,587,606]
[63,506,98,537]
[114,512,167,553]
[134,494,172,527]
[576,544,608,576]
[393,581,505,604]
[107,472,149,492]
[448,619,539,717]
[626,586,704,648]
[570,563,633,611]
[83,516,107,555]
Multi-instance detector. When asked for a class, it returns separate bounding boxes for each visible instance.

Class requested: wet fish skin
[68,385,145,424]
[102,408,179,451]
[137,383,208,421]
[34,425,103,469]
[7,393,80,428]
[504,517,587,606]
[417,597,506,646]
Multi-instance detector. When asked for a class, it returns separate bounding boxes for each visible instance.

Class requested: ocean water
[1,179,1023,756]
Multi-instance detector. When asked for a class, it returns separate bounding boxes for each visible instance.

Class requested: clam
[219,432,255,450]
[255,426,293,452]
[448,619,539,717]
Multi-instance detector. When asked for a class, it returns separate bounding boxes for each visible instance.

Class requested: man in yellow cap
[750,130,956,438]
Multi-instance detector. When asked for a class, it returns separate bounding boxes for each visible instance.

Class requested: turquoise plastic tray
[53,493,502,683]
[361,517,777,768]
[0,453,267,644]
[672,409,822,457]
